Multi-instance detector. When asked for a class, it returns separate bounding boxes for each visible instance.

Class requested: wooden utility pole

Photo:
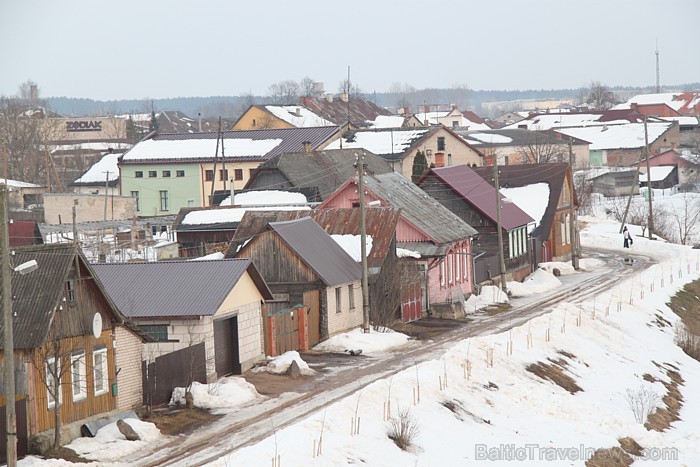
[357,151,370,333]
[1,185,18,467]
[568,139,579,270]
[493,160,508,294]
[644,116,654,240]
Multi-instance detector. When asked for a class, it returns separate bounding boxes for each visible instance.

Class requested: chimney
[423,104,430,113]
[295,107,302,117]
[340,93,349,103]
[312,82,324,96]
[326,93,334,103]
[302,141,312,154]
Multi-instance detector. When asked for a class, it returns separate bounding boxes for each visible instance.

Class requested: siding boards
[143,343,206,406]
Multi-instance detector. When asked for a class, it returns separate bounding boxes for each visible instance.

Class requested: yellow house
[232,105,334,130]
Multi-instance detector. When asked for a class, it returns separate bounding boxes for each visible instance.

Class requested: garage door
[214,316,241,376]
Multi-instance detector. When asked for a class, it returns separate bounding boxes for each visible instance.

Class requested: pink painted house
[648,148,700,186]
[320,172,478,319]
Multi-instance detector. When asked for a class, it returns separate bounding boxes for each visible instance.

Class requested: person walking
[623,226,633,248]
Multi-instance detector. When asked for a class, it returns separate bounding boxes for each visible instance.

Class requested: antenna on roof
[655,38,661,94]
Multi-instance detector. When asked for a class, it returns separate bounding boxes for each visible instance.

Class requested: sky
[1,0,699,101]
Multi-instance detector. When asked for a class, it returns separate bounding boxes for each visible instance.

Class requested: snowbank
[62,418,161,463]
[507,268,562,297]
[464,285,508,313]
[313,327,410,354]
[170,377,262,409]
[254,351,315,376]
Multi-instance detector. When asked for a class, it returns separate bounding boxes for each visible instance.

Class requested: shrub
[387,407,420,451]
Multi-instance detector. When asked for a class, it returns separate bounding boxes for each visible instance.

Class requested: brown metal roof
[300,96,392,127]
[266,217,362,286]
[92,259,272,319]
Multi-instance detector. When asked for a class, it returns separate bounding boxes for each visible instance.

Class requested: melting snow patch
[170,377,262,409]
[313,327,410,354]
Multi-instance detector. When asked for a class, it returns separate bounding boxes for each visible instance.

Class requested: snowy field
[20,217,700,466]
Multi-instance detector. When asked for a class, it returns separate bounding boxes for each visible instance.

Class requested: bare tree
[337,79,362,98]
[387,82,416,109]
[267,80,301,105]
[585,81,617,110]
[516,131,568,164]
[299,76,316,97]
[666,192,700,245]
[371,260,424,330]
[450,82,471,110]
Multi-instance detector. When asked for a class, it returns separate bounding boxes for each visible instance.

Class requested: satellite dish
[92,313,103,339]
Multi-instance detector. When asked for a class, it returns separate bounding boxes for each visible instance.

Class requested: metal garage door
[214,316,241,376]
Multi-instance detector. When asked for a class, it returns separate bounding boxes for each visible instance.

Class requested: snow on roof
[366,115,406,129]
[415,111,490,130]
[122,138,282,161]
[555,122,673,150]
[639,166,674,182]
[0,178,43,188]
[330,234,373,262]
[415,111,449,124]
[182,205,310,225]
[73,152,121,184]
[680,150,700,164]
[465,132,513,144]
[220,190,308,206]
[396,247,420,258]
[264,105,334,127]
[51,142,131,152]
[325,129,429,155]
[659,116,699,126]
[504,113,631,131]
[500,183,549,229]
[617,92,700,113]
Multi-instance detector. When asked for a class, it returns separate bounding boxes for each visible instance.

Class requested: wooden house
[473,163,578,265]
[92,259,272,386]
[417,165,535,284]
[235,217,363,348]
[0,244,146,457]
[320,172,478,317]
[226,207,407,325]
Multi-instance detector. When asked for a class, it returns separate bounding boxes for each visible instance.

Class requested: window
[162,170,171,177]
[447,154,452,166]
[67,279,76,302]
[205,170,214,182]
[159,190,169,211]
[219,169,228,181]
[452,121,459,128]
[437,137,445,151]
[140,325,169,342]
[176,170,185,177]
[249,168,257,179]
[252,119,257,127]
[234,169,244,181]
[148,170,157,178]
[71,352,86,401]
[135,171,143,178]
[335,287,342,312]
[348,284,355,309]
[131,191,140,211]
[46,358,61,408]
[93,347,108,395]
[440,260,446,287]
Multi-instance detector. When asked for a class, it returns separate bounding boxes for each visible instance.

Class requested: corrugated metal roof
[92,259,272,319]
[423,166,534,230]
[226,207,400,271]
[361,172,478,244]
[300,96,393,127]
[267,218,362,286]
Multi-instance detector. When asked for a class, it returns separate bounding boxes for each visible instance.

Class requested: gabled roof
[453,128,588,147]
[553,122,674,150]
[300,95,393,127]
[328,172,477,245]
[71,151,121,187]
[120,126,341,164]
[503,110,656,131]
[0,244,125,349]
[616,92,700,116]
[324,128,433,159]
[226,207,400,271]
[418,165,534,230]
[92,259,272,319]
[247,148,392,199]
[260,105,334,127]
[264,217,362,286]
[472,163,573,240]
[173,203,311,232]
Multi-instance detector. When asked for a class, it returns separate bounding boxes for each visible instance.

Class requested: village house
[365,114,423,129]
[415,107,491,130]
[0,244,147,459]
[232,105,334,130]
[299,93,393,128]
[324,126,484,180]
[588,169,640,197]
[234,217,363,348]
[0,178,45,211]
[118,126,341,216]
[320,172,478,316]
[647,148,700,186]
[615,92,700,117]
[92,259,272,406]
[69,150,121,197]
[417,165,535,284]
[473,163,578,266]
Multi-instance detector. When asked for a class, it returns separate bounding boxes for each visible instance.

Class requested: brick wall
[44,193,137,224]
[114,326,143,411]
[326,281,363,337]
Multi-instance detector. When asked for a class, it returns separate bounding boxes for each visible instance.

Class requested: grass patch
[644,363,684,432]
[618,437,644,457]
[585,447,633,466]
[526,361,582,394]
[667,279,700,361]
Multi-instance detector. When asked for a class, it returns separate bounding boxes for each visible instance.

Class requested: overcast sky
[1,0,698,101]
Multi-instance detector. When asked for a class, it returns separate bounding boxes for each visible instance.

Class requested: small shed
[639,165,678,190]
[590,170,640,197]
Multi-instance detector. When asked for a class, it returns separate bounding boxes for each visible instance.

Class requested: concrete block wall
[114,326,143,411]
[326,281,363,337]
[232,301,265,372]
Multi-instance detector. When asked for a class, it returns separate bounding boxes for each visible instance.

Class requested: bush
[675,323,700,362]
[387,407,420,451]
[624,385,660,424]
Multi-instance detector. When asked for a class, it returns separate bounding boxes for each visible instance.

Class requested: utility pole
[568,139,579,270]
[357,151,370,333]
[1,184,18,467]
[644,116,654,240]
[493,160,508,294]
[103,171,111,221]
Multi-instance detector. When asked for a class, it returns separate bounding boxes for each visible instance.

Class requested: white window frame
[46,357,62,408]
[335,287,342,313]
[93,348,109,396]
[348,284,355,309]
[71,352,87,402]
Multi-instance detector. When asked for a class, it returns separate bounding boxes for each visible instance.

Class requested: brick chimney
[302,141,312,154]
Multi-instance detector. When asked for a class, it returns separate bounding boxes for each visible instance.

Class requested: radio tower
[655,39,660,93]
